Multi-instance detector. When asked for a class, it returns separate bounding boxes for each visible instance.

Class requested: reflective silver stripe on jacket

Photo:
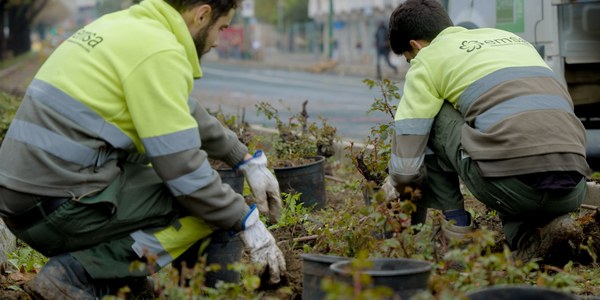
[475,94,574,131]
[130,230,172,267]
[165,159,214,196]
[394,118,434,135]
[142,128,201,157]
[7,119,100,166]
[28,79,134,150]
[457,66,561,116]
[390,153,425,177]
[391,118,432,179]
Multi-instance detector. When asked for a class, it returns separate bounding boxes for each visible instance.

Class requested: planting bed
[2,59,600,299]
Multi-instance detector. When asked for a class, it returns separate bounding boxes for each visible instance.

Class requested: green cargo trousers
[420,102,586,248]
[7,162,218,279]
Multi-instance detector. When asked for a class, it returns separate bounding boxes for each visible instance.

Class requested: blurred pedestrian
[374,21,398,79]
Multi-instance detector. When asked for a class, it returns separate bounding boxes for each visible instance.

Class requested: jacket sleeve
[390,58,443,185]
[123,50,249,231]
[187,98,248,167]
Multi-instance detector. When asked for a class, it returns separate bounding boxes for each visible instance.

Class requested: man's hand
[238,151,282,223]
[381,176,400,202]
[381,176,423,202]
[239,205,286,284]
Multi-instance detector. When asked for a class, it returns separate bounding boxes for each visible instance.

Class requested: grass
[0,92,19,144]
[0,52,35,70]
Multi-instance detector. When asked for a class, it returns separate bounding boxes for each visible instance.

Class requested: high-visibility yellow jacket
[0,0,249,230]
[390,26,589,184]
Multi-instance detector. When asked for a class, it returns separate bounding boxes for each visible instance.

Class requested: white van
[443,0,600,169]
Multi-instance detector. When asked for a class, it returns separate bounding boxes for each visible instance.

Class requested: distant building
[308,0,406,64]
[65,0,140,25]
[76,0,98,27]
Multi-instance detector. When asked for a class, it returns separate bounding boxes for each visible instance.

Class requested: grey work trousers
[419,102,586,248]
[2,162,239,280]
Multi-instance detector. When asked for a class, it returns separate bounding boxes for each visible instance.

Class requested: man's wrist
[235,150,264,170]
[241,204,259,230]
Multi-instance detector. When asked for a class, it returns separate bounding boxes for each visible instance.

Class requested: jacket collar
[138,0,203,78]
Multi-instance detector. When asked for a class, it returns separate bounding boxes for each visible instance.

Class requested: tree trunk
[6,0,48,57]
[8,4,32,56]
[0,0,6,60]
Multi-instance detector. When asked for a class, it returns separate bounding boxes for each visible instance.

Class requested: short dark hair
[388,0,453,55]
[164,0,242,26]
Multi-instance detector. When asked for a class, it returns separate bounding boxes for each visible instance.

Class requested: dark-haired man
[0,0,285,298]
[382,0,589,262]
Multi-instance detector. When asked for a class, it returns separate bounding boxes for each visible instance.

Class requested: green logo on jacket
[460,36,529,52]
[67,29,104,52]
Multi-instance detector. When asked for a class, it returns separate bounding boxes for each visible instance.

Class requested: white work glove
[238,150,282,223]
[381,176,400,202]
[240,205,287,284]
[382,175,423,202]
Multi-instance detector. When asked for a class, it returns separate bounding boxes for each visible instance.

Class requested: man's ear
[409,39,430,51]
[409,39,422,51]
[192,4,212,27]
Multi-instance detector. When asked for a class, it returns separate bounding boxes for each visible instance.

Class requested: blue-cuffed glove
[240,205,286,284]
[237,150,282,223]
[381,176,401,202]
[381,175,423,202]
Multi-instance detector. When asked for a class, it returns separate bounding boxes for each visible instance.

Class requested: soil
[0,274,33,300]
[266,187,600,299]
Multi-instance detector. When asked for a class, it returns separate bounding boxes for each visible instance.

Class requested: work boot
[25,254,153,300]
[442,219,475,242]
[441,209,474,242]
[24,254,99,300]
[513,214,582,265]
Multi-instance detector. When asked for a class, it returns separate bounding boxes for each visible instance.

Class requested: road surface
[192,62,403,141]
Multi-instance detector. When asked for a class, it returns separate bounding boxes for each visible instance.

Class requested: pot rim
[330,258,432,276]
[272,155,326,171]
[300,253,349,264]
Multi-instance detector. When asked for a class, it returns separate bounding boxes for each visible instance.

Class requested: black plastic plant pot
[300,253,349,300]
[274,156,327,210]
[330,258,432,299]
[204,168,244,287]
[465,285,577,300]
[203,230,243,287]
[217,168,244,195]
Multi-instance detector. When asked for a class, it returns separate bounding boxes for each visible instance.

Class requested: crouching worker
[381,0,590,263]
[0,0,285,299]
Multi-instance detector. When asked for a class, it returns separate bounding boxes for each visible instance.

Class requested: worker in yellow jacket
[0,0,285,298]
[382,0,590,263]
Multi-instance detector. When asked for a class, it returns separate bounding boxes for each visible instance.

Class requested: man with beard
[0,0,286,298]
